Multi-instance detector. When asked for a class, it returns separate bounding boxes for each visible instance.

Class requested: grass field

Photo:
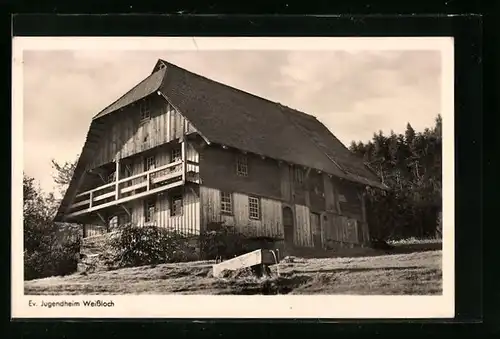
[25,246,442,296]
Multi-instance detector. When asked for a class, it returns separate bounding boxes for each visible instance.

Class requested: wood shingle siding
[89,99,195,169]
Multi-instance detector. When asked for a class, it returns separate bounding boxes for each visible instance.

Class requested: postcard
[12,36,454,318]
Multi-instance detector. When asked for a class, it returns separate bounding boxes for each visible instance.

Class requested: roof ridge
[159,59,318,120]
[151,59,166,74]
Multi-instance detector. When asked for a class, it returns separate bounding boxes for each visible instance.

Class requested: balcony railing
[66,159,199,218]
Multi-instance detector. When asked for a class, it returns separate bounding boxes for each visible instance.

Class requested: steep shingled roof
[55,59,385,221]
[156,60,384,188]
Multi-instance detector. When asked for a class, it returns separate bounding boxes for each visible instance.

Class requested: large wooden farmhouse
[54,59,386,256]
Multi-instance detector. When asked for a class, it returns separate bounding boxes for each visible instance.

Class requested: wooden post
[115,156,120,200]
[181,140,186,183]
[146,172,150,191]
[89,191,93,208]
[166,105,171,141]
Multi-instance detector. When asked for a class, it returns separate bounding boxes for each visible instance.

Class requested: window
[144,198,156,223]
[220,192,233,214]
[248,196,260,220]
[236,155,248,177]
[294,167,304,184]
[170,194,183,217]
[140,99,151,121]
[144,155,156,171]
[171,146,182,162]
[108,215,118,230]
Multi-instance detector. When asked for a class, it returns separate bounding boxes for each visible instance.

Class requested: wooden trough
[212,249,279,278]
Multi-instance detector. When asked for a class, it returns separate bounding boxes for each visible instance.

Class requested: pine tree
[349,115,443,239]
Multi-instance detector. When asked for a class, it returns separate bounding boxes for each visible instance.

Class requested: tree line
[349,114,443,240]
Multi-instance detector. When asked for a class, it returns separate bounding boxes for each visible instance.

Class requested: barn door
[310,212,322,249]
[282,207,294,250]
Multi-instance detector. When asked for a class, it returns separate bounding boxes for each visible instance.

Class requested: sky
[22,48,442,195]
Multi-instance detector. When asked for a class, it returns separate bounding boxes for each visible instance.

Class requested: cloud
[22,49,441,193]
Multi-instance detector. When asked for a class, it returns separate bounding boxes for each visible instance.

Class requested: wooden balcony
[66,159,199,218]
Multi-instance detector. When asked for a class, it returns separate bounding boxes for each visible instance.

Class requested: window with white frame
[248,196,260,220]
[220,192,233,214]
[294,167,304,184]
[140,99,151,121]
[144,155,156,171]
[171,146,182,162]
[170,194,183,217]
[144,198,156,223]
[236,155,248,177]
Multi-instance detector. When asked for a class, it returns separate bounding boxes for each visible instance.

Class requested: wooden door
[310,212,322,249]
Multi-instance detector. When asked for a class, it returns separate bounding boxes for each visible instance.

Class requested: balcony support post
[115,155,120,200]
[181,140,186,184]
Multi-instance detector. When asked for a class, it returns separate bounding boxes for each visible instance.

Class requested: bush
[199,222,251,260]
[106,224,197,268]
[23,174,83,280]
[24,237,81,280]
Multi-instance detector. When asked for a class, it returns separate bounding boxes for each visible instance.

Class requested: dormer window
[159,63,166,70]
[140,99,151,122]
